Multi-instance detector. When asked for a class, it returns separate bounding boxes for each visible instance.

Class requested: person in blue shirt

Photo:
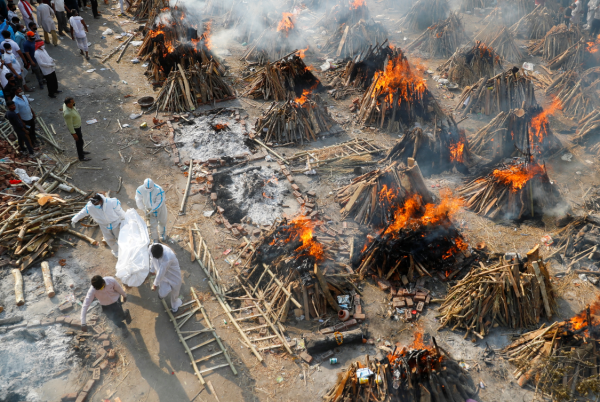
[13,86,38,147]
[5,100,35,156]
[0,15,15,40]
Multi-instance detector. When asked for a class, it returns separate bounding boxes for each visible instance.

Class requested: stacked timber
[545,68,600,120]
[406,12,468,58]
[401,0,450,31]
[437,41,502,87]
[476,25,522,63]
[527,24,579,61]
[322,19,388,59]
[509,5,556,39]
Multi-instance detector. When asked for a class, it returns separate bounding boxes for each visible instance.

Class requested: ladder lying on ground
[162,287,237,386]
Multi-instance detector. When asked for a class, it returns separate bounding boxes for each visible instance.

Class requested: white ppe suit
[149,243,182,311]
[135,178,167,241]
[72,195,125,255]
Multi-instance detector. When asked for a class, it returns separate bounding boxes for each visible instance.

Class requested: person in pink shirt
[80,275,131,333]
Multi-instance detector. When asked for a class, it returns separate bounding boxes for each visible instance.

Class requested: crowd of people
[560,0,600,37]
[1,0,112,160]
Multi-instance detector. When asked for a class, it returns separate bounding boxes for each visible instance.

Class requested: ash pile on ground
[216,166,287,225]
[0,326,78,401]
[174,114,251,162]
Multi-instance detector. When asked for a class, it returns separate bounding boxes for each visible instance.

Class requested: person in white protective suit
[135,178,167,241]
[149,243,182,312]
[72,193,125,257]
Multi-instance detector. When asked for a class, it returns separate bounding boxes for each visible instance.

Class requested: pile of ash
[216,166,287,225]
[175,114,252,163]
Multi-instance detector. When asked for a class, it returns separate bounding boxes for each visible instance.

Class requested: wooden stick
[314,263,341,312]
[189,227,195,262]
[41,261,55,298]
[179,160,194,215]
[12,269,24,306]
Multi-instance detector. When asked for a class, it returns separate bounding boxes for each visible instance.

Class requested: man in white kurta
[72,193,126,257]
[36,0,57,46]
[135,178,167,241]
[149,243,182,312]
[17,0,34,30]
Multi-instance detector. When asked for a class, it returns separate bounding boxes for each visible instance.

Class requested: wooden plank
[314,263,341,312]
[189,227,195,262]
[532,261,552,319]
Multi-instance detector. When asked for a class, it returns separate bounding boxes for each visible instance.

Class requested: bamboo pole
[12,269,24,306]
[40,261,55,298]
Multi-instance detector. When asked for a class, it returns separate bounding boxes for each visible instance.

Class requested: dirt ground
[3,0,600,401]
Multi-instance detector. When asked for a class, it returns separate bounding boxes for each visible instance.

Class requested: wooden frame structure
[284,138,387,167]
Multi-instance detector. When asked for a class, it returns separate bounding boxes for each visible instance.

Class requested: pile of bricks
[276,160,318,217]
[377,276,432,321]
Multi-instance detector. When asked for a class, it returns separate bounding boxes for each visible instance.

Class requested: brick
[401,275,409,286]
[291,184,300,191]
[405,310,413,321]
[392,300,405,308]
[355,304,362,314]
[309,211,319,218]
[41,318,55,326]
[307,190,316,197]
[305,202,315,209]
[210,193,217,201]
[416,301,425,312]
[231,228,240,237]
[286,175,294,183]
[107,349,116,359]
[92,368,101,380]
[426,295,431,304]
[252,229,261,236]
[82,379,95,393]
[353,313,366,320]
[405,298,414,307]
[293,190,302,198]
[299,351,313,364]
[63,317,73,325]
[207,175,214,182]
[414,294,427,302]
[75,391,87,402]
[61,393,78,401]
[98,334,109,341]
[376,280,390,291]
[217,206,224,214]
[102,340,110,348]
[59,301,74,313]
[295,197,304,205]
[70,319,82,329]
[208,158,218,163]
[224,221,232,229]
[99,359,108,370]
[55,316,66,324]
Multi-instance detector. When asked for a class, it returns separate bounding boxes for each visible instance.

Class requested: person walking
[135,178,167,241]
[36,0,57,46]
[149,243,183,312]
[23,31,44,88]
[63,96,90,161]
[17,0,34,29]
[69,9,88,59]
[51,0,68,36]
[5,100,35,156]
[72,193,125,257]
[13,86,38,147]
[34,40,59,97]
[80,275,131,335]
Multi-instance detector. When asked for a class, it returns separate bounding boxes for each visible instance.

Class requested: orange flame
[277,13,295,36]
[297,46,309,59]
[529,98,561,153]
[567,301,600,336]
[449,140,465,163]
[587,34,600,53]
[202,21,212,51]
[295,89,311,105]
[270,216,324,261]
[491,162,546,192]
[350,0,366,9]
[372,54,427,105]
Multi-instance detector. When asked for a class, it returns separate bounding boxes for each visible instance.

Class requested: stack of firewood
[469,106,563,160]
[547,39,587,70]
[457,159,562,219]
[501,306,600,394]
[527,24,579,61]
[509,5,556,39]
[401,0,450,31]
[253,94,341,144]
[151,62,234,112]
[475,25,522,63]
[322,19,388,58]
[437,41,502,87]
[574,108,600,148]
[325,41,392,100]
[406,12,468,58]
[553,214,600,269]
[439,246,556,339]
[324,351,477,402]
[546,68,600,120]
[129,0,167,21]
[356,47,443,130]
[243,54,321,101]
[454,68,537,116]
[318,0,370,31]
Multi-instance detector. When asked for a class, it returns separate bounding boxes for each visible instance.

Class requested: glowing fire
[529,98,561,153]
[492,162,546,192]
[270,216,324,261]
[294,89,311,105]
[297,46,309,59]
[350,0,366,9]
[587,34,600,53]
[449,140,465,163]
[372,54,427,105]
[277,12,295,36]
[567,301,600,337]
[202,21,212,51]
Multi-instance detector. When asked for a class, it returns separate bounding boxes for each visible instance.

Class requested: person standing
[80,275,131,335]
[23,31,44,88]
[14,23,26,51]
[2,72,18,101]
[72,193,125,257]
[135,178,167,241]
[591,2,600,36]
[64,0,78,16]
[17,0,34,29]
[149,243,183,312]
[2,42,33,91]
[63,96,90,161]
[13,86,38,147]
[2,29,27,68]
[36,0,57,46]
[69,9,88,59]
[34,40,60,97]
[5,100,35,156]
[7,4,17,22]
[51,0,68,36]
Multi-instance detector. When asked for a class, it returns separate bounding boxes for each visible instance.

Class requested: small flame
[202,21,212,51]
[277,12,295,36]
[449,140,465,163]
[492,162,546,192]
[297,46,309,59]
[529,98,561,154]
[587,34,600,53]
[350,0,366,9]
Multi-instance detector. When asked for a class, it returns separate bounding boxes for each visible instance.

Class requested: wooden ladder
[162,287,237,386]
[0,120,20,153]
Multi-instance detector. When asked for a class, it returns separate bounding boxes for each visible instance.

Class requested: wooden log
[314,263,341,312]
[41,261,55,298]
[532,261,552,319]
[406,158,434,204]
[12,269,24,306]
[305,328,364,354]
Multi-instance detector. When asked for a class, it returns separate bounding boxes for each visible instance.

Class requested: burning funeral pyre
[242,12,309,64]
[318,0,370,31]
[527,24,580,61]
[546,68,600,120]
[545,38,600,71]
[469,103,563,161]
[436,41,502,87]
[457,159,562,220]
[405,12,468,58]
[439,246,557,339]
[355,47,444,131]
[242,54,322,101]
[474,25,523,63]
[509,5,555,40]
[400,0,450,31]
[501,302,600,399]
[322,19,388,59]
[382,117,481,176]
[324,341,477,402]
[253,93,342,144]
[454,67,537,116]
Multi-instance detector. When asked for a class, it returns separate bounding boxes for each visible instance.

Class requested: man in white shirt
[68,9,88,59]
[36,0,57,46]
[51,0,68,36]
[2,42,32,91]
[80,275,131,333]
[149,243,183,312]
[17,0,34,29]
